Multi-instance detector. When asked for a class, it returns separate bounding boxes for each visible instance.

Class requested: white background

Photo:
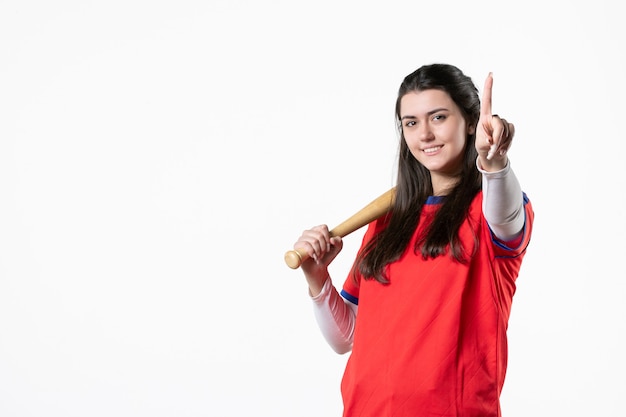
[1,0,624,416]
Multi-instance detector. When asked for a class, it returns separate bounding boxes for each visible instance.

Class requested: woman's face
[400,89,473,184]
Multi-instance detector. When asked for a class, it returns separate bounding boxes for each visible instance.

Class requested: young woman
[292,63,534,417]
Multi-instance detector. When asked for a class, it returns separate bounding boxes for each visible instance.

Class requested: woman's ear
[468,124,476,135]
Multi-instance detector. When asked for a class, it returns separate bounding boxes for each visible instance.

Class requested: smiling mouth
[423,146,442,154]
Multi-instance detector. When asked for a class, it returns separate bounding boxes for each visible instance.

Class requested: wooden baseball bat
[284,187,396,269]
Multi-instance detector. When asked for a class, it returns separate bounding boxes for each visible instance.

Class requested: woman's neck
[431,174,460,196]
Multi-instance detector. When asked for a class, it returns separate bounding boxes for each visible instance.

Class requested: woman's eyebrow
[400,107,449,120]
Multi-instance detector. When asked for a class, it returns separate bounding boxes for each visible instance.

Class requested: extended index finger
[480,72,493,117]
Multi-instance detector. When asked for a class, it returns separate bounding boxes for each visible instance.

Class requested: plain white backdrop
[1,0,624,416]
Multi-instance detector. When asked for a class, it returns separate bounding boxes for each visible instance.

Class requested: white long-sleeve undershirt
[310,160,526,353]
[477,158,525,242]
[311,277,356,354]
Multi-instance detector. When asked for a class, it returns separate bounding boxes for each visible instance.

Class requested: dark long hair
[354,63,482,284]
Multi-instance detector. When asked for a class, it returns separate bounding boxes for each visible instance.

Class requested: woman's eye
[405,121,416,127]
[433,114,446,121]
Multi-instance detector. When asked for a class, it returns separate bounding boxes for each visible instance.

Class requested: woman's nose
[418,122,434,141]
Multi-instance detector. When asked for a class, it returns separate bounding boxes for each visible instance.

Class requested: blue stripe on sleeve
[340,289,359,306]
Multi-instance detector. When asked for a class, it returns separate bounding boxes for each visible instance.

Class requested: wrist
[307,273,330,298]
[477,155,508,173]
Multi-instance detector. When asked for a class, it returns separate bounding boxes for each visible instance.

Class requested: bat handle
[285,228,343,269]
[284,248,308,269]
[285,187,395,270]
